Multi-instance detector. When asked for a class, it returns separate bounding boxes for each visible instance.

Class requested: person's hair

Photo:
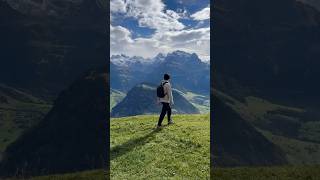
[164,73,170,80]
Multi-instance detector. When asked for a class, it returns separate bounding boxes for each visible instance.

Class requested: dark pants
[158,102,171,126]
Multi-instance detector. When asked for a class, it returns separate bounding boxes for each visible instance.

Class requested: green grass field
[6,166,320,180]
[110,114,210,179]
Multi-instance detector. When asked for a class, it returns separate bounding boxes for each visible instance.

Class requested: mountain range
[111,50,210,95]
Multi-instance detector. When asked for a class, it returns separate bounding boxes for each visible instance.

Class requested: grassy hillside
[110,89,125,111]
[111,88,209,114]
[216,90,320,165]
[110,114,210,179]
[179,91,210,114]
[6,166,319,180]
[6,166,320,179]
[111,84,199,117]
[260,129,320,164]
[213,166,320,180]
[243,97,320,164]
[0,85,51,160]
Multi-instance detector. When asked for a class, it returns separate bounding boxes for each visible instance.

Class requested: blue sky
[110,0,210,61]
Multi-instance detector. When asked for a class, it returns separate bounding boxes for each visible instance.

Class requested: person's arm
[168,84,174,105]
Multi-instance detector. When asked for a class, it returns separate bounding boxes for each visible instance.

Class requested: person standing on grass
[157,73,174,128]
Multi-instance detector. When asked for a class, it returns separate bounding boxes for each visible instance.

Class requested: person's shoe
[168,120,174,125]
[155,124,162,129]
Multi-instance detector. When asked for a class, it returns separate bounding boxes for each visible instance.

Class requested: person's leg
[166,103,172,123]
[157,102,166,126]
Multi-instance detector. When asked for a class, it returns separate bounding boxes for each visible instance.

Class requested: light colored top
[158,80,174,104]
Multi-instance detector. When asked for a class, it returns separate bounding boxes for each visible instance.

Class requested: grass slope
[7,166,319,179]
[8,166,320,179]
[216,90,320,165]
[0,85,51,160]
[110,114,210,179]
[244,97,320,164]
[110,89,125,111]
[179,91,210,114]
[260,129,320,164]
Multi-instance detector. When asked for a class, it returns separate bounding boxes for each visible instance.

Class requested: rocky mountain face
[111,83,199,117]
[0,68,108,176]
[111,51,210,95]
[110,58,155,92]
[0,0,107,99]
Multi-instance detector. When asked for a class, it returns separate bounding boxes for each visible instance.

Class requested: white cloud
[176,8,189,19]
[110,25,210,61]
[166,9,181,19]
[191,6,210,21]
[110,25,161,58]
[156,28,210,60]
[111,0,185,31]
[110,1,210,61]
[110,0,126,13]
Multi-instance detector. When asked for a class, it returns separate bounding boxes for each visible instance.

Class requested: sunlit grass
[110,114,210,179]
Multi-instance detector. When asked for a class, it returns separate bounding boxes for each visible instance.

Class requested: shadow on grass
[110,128,162,161]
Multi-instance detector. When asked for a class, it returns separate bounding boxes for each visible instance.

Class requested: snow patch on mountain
[110,50,208,66]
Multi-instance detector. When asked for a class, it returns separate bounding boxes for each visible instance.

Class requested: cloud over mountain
[191,6,210,20]
[110,0,210,61]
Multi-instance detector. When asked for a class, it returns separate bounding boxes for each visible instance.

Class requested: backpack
[157,82,168,98]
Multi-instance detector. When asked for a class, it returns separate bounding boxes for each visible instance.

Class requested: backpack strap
[162,81,168,95]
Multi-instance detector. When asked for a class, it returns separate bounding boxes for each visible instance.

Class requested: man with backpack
[156,73,174,128]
